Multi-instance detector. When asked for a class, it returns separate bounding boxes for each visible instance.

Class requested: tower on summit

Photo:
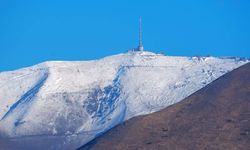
[128,17,144,52]
[137,16,144,51]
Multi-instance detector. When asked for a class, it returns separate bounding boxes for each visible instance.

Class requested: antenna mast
[138,17,144,51]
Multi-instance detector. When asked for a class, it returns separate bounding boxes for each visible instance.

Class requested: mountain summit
[0,51,248,150]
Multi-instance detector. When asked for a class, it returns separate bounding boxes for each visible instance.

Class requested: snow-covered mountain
[0,51,248,150]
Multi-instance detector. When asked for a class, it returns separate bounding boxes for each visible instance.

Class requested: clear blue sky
[0,0,250,71]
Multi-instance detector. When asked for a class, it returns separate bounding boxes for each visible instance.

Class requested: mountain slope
[0,51,248,150]
[80,62,250,150]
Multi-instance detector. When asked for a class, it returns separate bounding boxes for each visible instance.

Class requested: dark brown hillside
[79,63,250,150]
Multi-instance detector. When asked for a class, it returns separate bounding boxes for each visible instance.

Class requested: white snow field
[0,51,248,150]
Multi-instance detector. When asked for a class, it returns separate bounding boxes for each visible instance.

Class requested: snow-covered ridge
[0,51,248,150]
